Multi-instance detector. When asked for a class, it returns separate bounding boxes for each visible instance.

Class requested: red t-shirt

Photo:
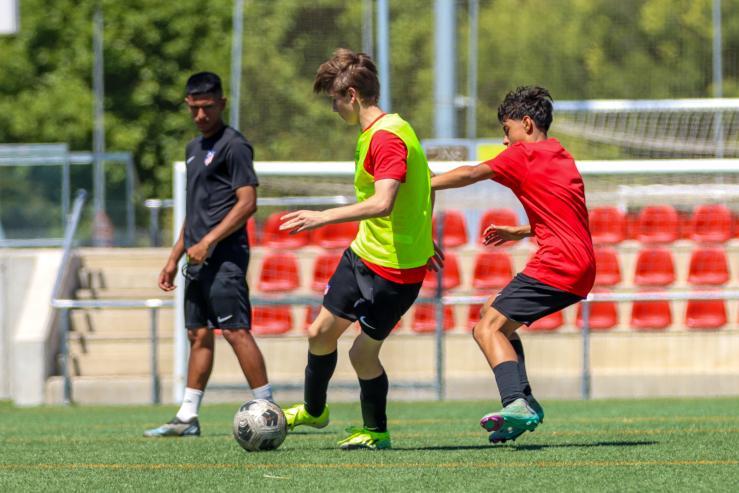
[483,138,595,297]
[357,115,428,284]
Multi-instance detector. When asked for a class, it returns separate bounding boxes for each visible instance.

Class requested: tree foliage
[0,0,737,200]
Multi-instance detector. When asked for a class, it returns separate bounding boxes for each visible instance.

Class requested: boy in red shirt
[431,86,595,443]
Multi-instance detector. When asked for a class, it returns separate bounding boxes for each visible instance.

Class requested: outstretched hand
[279,210,327,234]
[427,241,445,272]
[482,224,526,247]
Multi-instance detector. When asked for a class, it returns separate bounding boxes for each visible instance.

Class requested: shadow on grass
[399,440,658,452]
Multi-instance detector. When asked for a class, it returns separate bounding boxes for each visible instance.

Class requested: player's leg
[212,260,274,402]
[284,307,354,429]
[144,276,210,437]
[338,274,420,450]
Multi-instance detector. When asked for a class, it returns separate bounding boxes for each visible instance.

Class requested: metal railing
[444,289,739,399]
[51,298,174,405]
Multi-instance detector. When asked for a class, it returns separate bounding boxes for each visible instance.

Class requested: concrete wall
[0,249,77,405]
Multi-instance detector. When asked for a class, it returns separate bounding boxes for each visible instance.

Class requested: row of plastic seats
[248,204,738,250]
[256,246,734,295]
[590,204,738,245]
[249,298,733,335]
[247,209,519,250]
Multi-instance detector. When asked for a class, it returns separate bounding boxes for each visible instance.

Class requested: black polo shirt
[184,125,258,265]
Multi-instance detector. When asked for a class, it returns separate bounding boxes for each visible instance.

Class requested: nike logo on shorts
[359,315,379,331]
[217,314,233,323]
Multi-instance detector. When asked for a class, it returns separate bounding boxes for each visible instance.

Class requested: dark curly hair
[497,86,553,132]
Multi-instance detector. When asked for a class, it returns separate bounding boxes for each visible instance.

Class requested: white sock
[252,383,274,402]
[176,387,204,421]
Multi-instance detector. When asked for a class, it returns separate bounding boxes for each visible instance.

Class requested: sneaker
[284,403,330,431]
[338,426,391,450]
[143,417,200,437]
[480,397,540,434]
[488,396,545,444]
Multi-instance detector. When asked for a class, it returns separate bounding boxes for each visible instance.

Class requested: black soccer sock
[493,361,526,407]
[510,338,532,397]
[358,371,389,432]
[304,350,337,417]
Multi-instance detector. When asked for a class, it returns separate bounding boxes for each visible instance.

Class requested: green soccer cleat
[143,417,200,437]
[480,397,540,435]
[284,403,330,431]
[488,396,545,444]
[337,426,391,450]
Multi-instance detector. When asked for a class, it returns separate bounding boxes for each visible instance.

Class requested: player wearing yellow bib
[280,49,442,450]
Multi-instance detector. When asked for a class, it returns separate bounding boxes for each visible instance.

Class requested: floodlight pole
[466,0,478,141]
[434,0,456,138]
[377,0,390,112]
[93,7,105,217]
[230,0,244,130]
[712,0,724,158]
[362,0,374,57]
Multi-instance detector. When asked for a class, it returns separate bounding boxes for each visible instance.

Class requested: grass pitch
[1,398,738,492]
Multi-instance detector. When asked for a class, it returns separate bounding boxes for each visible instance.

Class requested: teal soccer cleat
[488,396,544,444]
[143,417,201,437]
[480,397,540,437]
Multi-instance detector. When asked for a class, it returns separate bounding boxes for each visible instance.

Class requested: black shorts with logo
[492,273,584,326]
[184,257,251,330]
[323,248,423,341]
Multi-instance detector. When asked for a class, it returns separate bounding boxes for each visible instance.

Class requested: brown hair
[313,48,380,105]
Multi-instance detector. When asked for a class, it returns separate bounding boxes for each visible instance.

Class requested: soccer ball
[232,399,287,452]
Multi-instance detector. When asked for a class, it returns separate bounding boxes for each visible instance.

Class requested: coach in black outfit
[145,72,272,437]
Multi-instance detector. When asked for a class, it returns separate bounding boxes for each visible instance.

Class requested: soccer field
[1,398,738,492]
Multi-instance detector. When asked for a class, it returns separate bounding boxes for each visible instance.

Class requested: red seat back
[472,251,513,290]
[258,252,300,293]
[411,304,455,333]
[252,306,293,335]
[589,206,625,245]
[422,252,461,294]
[691,204,732,243]
[576,300,618,330]
[636,205,678,244]
[630,298,672,330]
[634,248,675,287]
[687,248,729,286]
[526,310,565,331]
[311,222,358,249]
[685,299,727,330]
[478,208,518,247]
[262,211,310,249]
[594,247,621,287]
[311,252,343,293]
[432,210,468,248]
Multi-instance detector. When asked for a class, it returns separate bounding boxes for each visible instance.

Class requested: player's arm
[482,223,532,246]
[159,222,186,291]
[187,186,257,264]
[430,163,494,191]
[279,179,400,233]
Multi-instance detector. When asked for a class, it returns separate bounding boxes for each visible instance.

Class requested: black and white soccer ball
[233,399,287,452]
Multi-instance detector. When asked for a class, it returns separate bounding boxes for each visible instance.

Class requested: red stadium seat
[685,299,727,330]
[467,303,484,330]
[636,205,678,244]
[246,217,258,246]
[310,222,358,249]
[734,213,739,238]
[634,248,675,287]
[478,208,518,247]
[411,304,455,333]
[432,210,468,248]
[262,211,310,249]
[472,251,513,290]
[589,206,625,245]
[691,204,733,243]
[421,252,461,294]
[687,248,729,286]
[576,298,618,330]
[594,247,621,287]
[252,306,293,335]
[258,251,300,293]
[311,251,343,293]
[526,310,564,332]
[630,298,672,330]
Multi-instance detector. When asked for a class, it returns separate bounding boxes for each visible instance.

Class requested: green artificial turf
[1,398,737,492]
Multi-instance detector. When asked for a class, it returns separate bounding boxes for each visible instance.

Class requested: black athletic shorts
[492,273,583,326]
[323,248,423,341]
[184,259,251,330]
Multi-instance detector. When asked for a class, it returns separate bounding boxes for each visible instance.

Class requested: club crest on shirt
[324,283,330,295]
[204,150,216,166]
